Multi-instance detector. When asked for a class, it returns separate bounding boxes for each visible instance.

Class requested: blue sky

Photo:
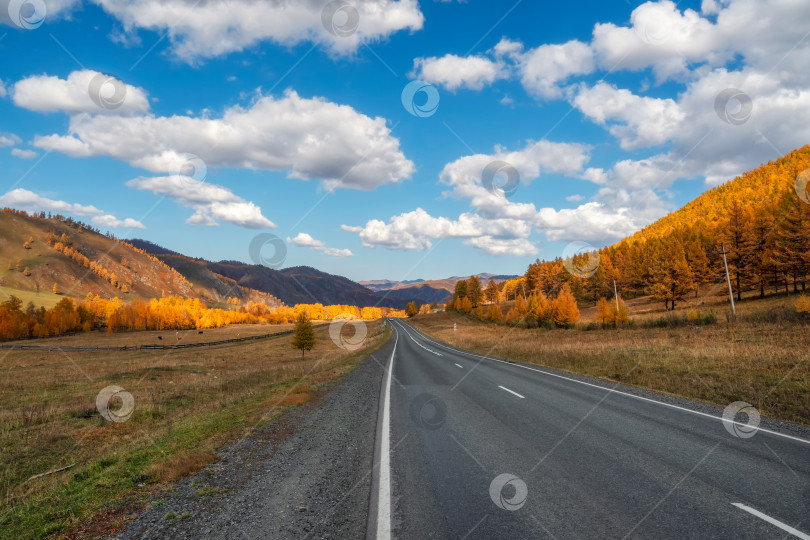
[1,0,809,281]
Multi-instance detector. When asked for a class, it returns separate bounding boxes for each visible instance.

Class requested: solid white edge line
[455,363,463,369]
[732,503,810,539]
[498,385,525,399]
[402,322,810,446]
[376,324,397,540]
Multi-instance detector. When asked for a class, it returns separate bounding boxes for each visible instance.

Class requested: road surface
[375,319,810,539]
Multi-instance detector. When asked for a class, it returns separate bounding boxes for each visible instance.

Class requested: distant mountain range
[127,239,418,309]
[359,274,517,304]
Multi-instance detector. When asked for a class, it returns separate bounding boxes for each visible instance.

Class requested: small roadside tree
[405,301,418,318]
[291,312,315,360]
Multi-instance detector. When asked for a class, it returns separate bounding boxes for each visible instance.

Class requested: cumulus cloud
[411,54,508,91]
[288,232,353,257]
[0,188,145,229]
[572,82,684,149]
[29,83,413,191]
[0,79,6,98]
[13,70,151,115]
[342,208,536,255]
[92,0,424,62]
[506,39,595,98]
[411,37,594,97]
[11,148,37,159]
[126,175,276,229]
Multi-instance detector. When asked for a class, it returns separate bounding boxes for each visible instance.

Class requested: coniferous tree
[291,312,315,361]
[466,275,482,307]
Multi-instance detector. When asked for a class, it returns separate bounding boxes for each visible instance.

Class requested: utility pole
[613,279,620,312]
[721,244,736,318]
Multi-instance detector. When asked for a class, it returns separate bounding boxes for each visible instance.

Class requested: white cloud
[92,0,424,62]
[439,139,591,221]
[411,54,507,91]
[565,194,584,202]
[0,188,145,229]
[0,79,6,98]
[510,39,594,98]
[0,134,20,147]
[29,84,413,191]
[342,208,536,255]
[592,1,722,81]
[288,232,353,257]
[572,82,684,149]
[126,175,276,229]
[11,148,37,159]
[13,70,151,115]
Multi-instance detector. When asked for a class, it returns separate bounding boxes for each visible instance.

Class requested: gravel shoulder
[113,342,393,540]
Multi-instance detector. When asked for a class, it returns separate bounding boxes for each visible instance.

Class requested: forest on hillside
[518,146,810,311]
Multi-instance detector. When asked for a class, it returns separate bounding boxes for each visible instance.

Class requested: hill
[518,145,810,310]
[128,240,416,309]
[0,211,280,308]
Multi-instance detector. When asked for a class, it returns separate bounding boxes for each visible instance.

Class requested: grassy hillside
[0,211,277,308]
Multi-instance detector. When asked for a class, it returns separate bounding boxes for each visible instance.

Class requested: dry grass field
[0,320,388,539]
[409,304,810,428]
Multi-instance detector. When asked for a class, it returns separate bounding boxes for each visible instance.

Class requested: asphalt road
[378,319,810,539]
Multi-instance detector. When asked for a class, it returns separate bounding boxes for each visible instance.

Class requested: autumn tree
[485,279,499,304]
[453,279,467,303]
[486,304,503,322]
[686,241,712,297]
[717,198,754,301]
[596,298,612,326]
[405,301,418,318]
[291,312,315,360]
[466,275,482,307]
[22,267,31,276]
[52,283,59,295]
[652,241,695,310]
[551,283,579,327]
